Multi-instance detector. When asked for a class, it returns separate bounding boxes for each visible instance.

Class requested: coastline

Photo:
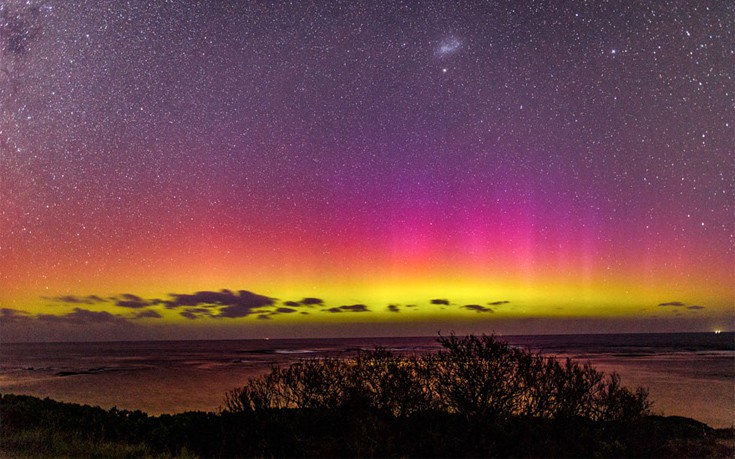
[2,332,732,428]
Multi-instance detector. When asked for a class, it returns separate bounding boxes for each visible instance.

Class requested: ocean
[1,333,733,428]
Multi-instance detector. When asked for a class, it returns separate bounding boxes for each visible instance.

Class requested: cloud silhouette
[37,308,131,326]
[179,307,216,320]
[38,288,303,320]
[114,293,158,309]
[3,307,143,330]
[283,298,323,307]
[133,310,162,319]
[45,295,108,305]
[300,297,324,306]
[29,288,501,321]
[167,290,275,318]
[687,305,705,310]
[324,304,370,313]
[658,301,685,307]
[463,304,494,313]
[1,308,31,321]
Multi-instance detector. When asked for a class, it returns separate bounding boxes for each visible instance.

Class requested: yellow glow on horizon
[3,239,732,332]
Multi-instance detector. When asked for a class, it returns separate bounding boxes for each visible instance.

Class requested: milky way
[1,0,732,340]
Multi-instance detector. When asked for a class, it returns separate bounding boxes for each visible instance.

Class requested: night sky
[1,0,733,341]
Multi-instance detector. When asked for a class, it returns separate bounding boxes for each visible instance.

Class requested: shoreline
[3,333,733,429]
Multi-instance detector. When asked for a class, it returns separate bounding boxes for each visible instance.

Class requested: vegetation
[224,334,651,421]
[1,335,732,458]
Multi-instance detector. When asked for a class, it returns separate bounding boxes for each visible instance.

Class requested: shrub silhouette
[224,334,651,422]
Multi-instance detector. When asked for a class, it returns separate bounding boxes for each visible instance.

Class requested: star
[0,0,731,340]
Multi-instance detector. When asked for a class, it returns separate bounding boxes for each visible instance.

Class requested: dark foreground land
[1,393,733,458]
[2,335,733,458]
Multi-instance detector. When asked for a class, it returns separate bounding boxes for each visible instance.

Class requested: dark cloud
[3,307,143,331]
[300,297,324,306]
[37,308,131,326]
[114,293,157,309]
[658,301,686,307]
[167,290,275,318]
[387,304,400,313]
[431,299,450,305]
[38,288,284,320]
[324,304,370,313]
[1,308,31,321]
[179,307,216,320]
[257,314,272,320]
[45,295,108,305]
[283,298,323,307]
[133,310,162,319]
[488,300,510,306]
[275,307,297,314]
[463,304,494,313]
[687,305,705,310]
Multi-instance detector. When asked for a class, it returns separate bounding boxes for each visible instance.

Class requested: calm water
[1,333,733,428]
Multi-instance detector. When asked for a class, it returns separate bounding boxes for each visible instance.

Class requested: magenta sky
[1,1,733,341]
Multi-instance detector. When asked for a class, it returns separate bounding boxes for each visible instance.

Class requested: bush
[224,334,651,422]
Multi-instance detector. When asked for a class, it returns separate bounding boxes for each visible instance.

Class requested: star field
[1,0,732,340]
